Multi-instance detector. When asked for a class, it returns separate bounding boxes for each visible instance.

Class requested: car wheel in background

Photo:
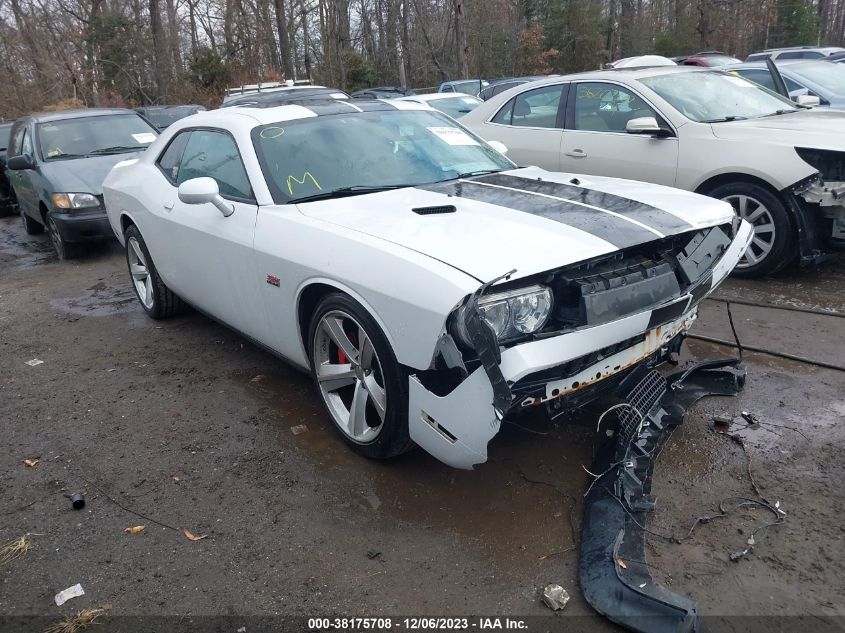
[20,206,44,235]
[709,182,795,278]
[124,224,184,318]
[47,214,83,260]
[308,293,414,460]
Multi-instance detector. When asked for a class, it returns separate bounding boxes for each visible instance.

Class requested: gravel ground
[1,214,843,632]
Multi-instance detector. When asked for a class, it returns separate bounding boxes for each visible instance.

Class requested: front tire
[124,224,184,319]
[308,293,413,460]
[47,214,83,260]
[709,182,795,278]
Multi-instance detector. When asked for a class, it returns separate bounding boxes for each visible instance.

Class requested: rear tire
[308,292,414,460]
[124,224,184,319]
[20,206,43,235]
[708,182,795,278]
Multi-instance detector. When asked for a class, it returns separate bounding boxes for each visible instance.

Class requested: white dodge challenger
[103,100,752,469]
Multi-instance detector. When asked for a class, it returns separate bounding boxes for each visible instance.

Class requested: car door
[559,81,679,186]
[148,128,266,341]
[483,83,567,170]
[9,125,39,216]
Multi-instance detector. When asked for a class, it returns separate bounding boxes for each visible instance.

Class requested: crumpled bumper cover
[407,220,753,470]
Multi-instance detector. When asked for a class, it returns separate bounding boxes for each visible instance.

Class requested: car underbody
[407,218,754,469]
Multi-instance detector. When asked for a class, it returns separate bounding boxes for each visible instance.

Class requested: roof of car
[24,108,137,123]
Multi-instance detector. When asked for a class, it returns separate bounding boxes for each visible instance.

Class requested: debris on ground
[713,415,733,432]
[45,607,106,633]
[182,527,208,541]
[0,535,31,566]
[54,583,85,606]
[65,493,85,510]
[22,458,39,467]
[541,584,570,611]
[367,550,381,559]
[290,424,308,435]
[741,411,761,429]
[25,358,44,366]
[124,525,145,534]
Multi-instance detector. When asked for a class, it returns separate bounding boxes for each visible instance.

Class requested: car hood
[295,167,734,281]
[710,109,845,149]
[40,152,143,195]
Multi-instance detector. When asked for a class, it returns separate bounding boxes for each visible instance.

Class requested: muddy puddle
[0,216,55,268]
[49,279,141,317]
[230,365,622,571]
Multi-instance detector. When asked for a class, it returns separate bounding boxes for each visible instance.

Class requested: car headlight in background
[52,193,100,210]
[456,284,553,346]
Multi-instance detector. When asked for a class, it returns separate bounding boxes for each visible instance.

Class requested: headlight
[458,284,553,345]
[52,192,100,210]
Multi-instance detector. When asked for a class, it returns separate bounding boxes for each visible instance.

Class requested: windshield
[142,107,201,128]
[252,109,513,204]
[788,62,845,96]
[450,81,487,95]
[641,71,799,122]
[429,96,482,118]
[38,113,158,160]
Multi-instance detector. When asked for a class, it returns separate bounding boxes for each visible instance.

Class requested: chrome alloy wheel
[313,310,387,443]
[127,236,154,309]
[724,194,776,269]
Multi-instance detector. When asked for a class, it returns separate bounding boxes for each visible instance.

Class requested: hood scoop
[412,204,456,216]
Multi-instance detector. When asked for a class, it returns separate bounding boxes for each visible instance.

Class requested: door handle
[163,201,174,211]
[565,149,587,158]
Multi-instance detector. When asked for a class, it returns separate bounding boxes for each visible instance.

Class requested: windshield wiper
[760,109,796,117]
[46,153,88,160]
[449,168,506,180]
[289,184,408,204]
[701,116,748,123]
[88,145,143,155]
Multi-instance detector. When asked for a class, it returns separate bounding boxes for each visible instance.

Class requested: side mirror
[796,94,821,107]
[7,154,36,170]
[626,117,669,136]
[177,177,233,217]
[487,140,508,155]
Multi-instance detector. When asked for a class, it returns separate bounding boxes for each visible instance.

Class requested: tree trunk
[274,0,295,79]
[454,0,469,78]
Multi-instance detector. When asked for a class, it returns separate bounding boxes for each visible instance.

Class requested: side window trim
[175,126,256,204]
[565,80,676,137]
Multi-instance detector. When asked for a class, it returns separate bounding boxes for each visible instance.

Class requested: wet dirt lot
[1,214,844,632]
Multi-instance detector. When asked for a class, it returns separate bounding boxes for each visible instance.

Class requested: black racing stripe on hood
[417,181,658,249]
[476,173,694,235]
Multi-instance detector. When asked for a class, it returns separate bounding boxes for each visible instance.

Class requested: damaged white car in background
[103,100,752,469]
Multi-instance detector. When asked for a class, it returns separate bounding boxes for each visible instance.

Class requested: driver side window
[176,130,253,201]
[573,82,659,133]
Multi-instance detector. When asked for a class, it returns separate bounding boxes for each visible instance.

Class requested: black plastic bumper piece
[579,360,746,633]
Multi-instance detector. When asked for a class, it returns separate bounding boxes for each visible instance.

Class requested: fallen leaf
[171,475,181,483]
[124,525,145,534]
[615,557,628,570]
[290,424,308,435]
[182,527,207,541]
[170,411,182,417]
[23,459,39,468]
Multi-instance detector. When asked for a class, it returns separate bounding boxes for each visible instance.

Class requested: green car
[6,108,158,259]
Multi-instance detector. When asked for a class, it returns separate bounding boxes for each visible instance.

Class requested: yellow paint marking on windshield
[287,172,322,195]
[260,127,286,139]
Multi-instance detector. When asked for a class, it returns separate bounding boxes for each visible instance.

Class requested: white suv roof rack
[225,79,314,97]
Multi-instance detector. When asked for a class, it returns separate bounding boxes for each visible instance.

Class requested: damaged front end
[792,148,845,261]
[406,219,753,469]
